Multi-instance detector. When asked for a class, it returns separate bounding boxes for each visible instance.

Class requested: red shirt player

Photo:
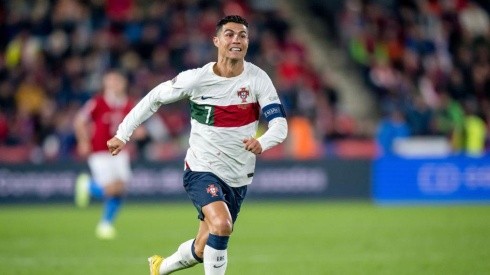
[74,70,136,240]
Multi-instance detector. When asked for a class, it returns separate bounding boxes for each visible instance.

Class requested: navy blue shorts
[183,170,247,223]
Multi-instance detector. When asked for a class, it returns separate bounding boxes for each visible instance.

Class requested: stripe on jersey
[190,101,260,127]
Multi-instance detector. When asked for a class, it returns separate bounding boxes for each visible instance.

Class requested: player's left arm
[254,106,287,152]
[246,71,288,154]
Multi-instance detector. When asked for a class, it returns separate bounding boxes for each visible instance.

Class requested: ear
[213,36,219,47]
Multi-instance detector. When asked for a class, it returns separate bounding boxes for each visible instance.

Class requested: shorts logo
[207,184,219,197]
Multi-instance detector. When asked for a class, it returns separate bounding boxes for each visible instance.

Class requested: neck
[213,58,244,77]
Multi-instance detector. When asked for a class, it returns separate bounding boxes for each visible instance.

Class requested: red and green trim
[190,101,260,127]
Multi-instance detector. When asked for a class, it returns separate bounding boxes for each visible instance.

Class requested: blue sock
[89,179,104,199]
[102,197,122,224]
[204,234,229,273]
[192,239,203,263]
[206,234,229,250]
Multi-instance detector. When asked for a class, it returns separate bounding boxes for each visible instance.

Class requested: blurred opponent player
[107,15,288,274]
[74,70,139,240]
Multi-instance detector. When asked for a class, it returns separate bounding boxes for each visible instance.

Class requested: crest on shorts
[207,184,219,197]
[237,87,249,103]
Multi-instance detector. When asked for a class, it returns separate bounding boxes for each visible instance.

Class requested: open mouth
[230,47,242,52]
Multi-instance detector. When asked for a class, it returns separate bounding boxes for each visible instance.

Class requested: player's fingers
[108,143,119,154]
[107,140,119,155]
[244,138,262,154]
[251,141,262,155]
[244,141,259,154]
[244,140,253,150]
[110,148,121,156]
[243,138,251,150]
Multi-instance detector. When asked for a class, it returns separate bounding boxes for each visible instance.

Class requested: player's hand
[243,137,262,155]
[107,137,125,156]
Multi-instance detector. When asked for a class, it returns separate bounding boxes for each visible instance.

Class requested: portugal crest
[237,87,249,103]
[207,184,219,197]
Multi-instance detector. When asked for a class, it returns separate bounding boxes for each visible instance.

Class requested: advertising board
[373,156,490,203]
[0,159,371,202]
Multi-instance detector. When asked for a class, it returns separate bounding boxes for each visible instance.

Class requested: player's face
[214,22,249,61]
[103,72,127,97]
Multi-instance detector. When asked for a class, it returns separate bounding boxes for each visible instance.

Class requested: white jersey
[116,62,287,187]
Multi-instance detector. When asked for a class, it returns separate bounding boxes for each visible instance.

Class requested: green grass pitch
[1,201,489,274]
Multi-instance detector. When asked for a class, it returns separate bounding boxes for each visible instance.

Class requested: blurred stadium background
[1,0,490,274]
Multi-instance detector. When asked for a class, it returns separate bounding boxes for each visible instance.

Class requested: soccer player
[107,15,288,274]
[74,70,137,240]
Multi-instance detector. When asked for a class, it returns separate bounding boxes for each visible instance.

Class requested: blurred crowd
[0,0,349,163]
[336,0,490,156]
[2,0,488,164]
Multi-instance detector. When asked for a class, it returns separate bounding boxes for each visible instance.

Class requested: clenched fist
[107,137,125,156]
[243,137,262,155]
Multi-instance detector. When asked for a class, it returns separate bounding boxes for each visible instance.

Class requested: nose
[232,34,241,43]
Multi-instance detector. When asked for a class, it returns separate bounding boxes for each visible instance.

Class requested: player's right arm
[74,99,96,157]
[108,71,195,155]
[107,136,126,156]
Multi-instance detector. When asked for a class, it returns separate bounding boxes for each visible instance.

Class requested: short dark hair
[216,15,249,33]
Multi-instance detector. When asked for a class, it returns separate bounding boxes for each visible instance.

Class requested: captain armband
[262,103,287,122]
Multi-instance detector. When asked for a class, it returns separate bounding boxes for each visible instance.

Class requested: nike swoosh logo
[201,96,214,100]
[213,263,226,268]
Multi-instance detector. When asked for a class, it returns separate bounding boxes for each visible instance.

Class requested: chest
[191,80,256,106]
[92,101,130,126]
